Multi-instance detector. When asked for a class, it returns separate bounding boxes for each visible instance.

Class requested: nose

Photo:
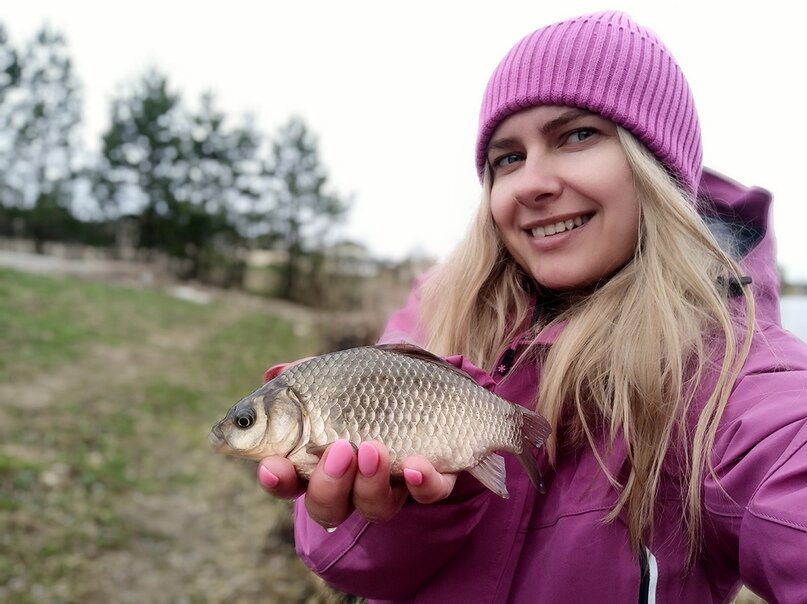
[511,156,562,207]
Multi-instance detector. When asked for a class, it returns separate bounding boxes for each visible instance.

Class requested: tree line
[0,22,350,300]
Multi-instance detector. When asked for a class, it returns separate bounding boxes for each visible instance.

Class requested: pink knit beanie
[476,11,702,194]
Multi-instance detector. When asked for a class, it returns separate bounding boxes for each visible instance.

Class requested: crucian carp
[210,344,551,497]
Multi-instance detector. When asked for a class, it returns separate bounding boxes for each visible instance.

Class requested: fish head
[209,380,304,461]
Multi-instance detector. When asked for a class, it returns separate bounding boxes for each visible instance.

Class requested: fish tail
[521,408,551,447]
[516,407,552,493]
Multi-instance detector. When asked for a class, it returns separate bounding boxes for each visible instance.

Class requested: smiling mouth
[529,214,592,239]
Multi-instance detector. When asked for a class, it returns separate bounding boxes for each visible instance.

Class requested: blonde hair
[420,128,754,559]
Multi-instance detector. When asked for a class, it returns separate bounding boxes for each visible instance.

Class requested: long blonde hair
[420,128,754,558]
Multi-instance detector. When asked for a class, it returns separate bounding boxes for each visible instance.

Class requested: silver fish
[209,344,551,497]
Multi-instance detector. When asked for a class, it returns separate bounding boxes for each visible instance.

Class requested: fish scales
[283,347,522,472]
[209,344,551,497]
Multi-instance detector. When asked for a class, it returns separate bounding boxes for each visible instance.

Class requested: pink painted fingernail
[324,440,353,478]
[358,443,379,477]
[404,468,423,487]
[258,465,279,489]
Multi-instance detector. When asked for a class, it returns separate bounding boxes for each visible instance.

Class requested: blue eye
[493,153,522,169]
[566,128,597,143]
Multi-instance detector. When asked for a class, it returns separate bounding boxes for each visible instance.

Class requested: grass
[0,268,327,603]
[0,268,221,381]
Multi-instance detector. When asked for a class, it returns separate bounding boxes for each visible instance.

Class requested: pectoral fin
[467,453,509,499]
[305,444,328,457]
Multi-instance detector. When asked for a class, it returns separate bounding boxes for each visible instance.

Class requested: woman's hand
[257,440,458,529]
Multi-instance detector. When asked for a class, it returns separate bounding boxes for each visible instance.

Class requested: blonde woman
[258,11,807,602]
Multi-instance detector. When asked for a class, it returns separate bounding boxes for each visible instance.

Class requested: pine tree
[176,92,264,280]
[95,72,271,280]
[0,23,21,234]
[267,116,350,300]
[94,68,185,257]
[0,25,82,248]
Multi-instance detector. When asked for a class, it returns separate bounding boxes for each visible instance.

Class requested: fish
[209,344,551,498]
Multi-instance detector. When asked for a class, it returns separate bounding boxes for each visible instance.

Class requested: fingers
[263,441,458,531]
[352,441,408,522]
[304,440,358,528]
[402,454,457,504]
[257,456,303,499]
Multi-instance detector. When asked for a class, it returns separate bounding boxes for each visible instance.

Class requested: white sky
[5,0,806,281]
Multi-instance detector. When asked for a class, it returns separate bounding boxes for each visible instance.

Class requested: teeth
[531,215,590,239]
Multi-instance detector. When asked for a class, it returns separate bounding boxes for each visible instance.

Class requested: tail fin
[516,407,552,494]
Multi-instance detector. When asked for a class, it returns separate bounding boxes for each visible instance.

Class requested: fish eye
[234,409,256,429]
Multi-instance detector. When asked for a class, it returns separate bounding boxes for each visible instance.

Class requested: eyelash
[492,153,523,169]
[566,127,598,143]
[489,126,600,171]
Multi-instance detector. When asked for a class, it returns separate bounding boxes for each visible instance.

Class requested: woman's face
[487,105,640,291]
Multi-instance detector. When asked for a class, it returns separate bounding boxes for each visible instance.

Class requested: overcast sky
[5,0,806,281]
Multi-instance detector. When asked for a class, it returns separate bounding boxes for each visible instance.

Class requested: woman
[259,11,807,602]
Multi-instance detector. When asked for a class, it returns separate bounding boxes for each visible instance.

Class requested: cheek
[489,188,513,229]
[228,425,265,450]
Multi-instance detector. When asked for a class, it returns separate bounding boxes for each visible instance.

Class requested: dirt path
[95,318,318,602]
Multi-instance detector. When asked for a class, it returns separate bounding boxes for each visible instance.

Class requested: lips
[528,214,592,239]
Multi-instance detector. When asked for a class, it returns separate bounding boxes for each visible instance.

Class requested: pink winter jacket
[291,170,807,603]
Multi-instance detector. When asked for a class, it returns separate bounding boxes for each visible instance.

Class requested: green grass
[0,268,321,601]
[0,268,219,381]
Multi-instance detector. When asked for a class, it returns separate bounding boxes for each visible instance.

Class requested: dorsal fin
[372,343,476,382]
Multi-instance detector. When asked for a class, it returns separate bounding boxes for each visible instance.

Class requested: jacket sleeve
[294,474,490,599]
[704,352,807,603]
[741,415,807,602]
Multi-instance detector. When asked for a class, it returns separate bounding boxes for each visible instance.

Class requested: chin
[532,271,602,292]
[533,275,590,292]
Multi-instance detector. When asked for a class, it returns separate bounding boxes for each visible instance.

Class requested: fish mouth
[208,426,226,450]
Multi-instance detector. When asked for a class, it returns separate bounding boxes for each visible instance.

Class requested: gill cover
[260,380,307,459]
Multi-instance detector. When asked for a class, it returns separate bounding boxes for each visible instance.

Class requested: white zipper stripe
[646,546,658,604]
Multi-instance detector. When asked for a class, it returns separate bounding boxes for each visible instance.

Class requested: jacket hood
[698,168,780,326]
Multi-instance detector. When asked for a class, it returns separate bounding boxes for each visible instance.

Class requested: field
[0,267,364,603]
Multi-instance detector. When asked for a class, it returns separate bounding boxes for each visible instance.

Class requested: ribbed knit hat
[476,11,702,194]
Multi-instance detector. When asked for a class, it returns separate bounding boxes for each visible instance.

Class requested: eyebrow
[540,108,594,134]
[487,108,595,153]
